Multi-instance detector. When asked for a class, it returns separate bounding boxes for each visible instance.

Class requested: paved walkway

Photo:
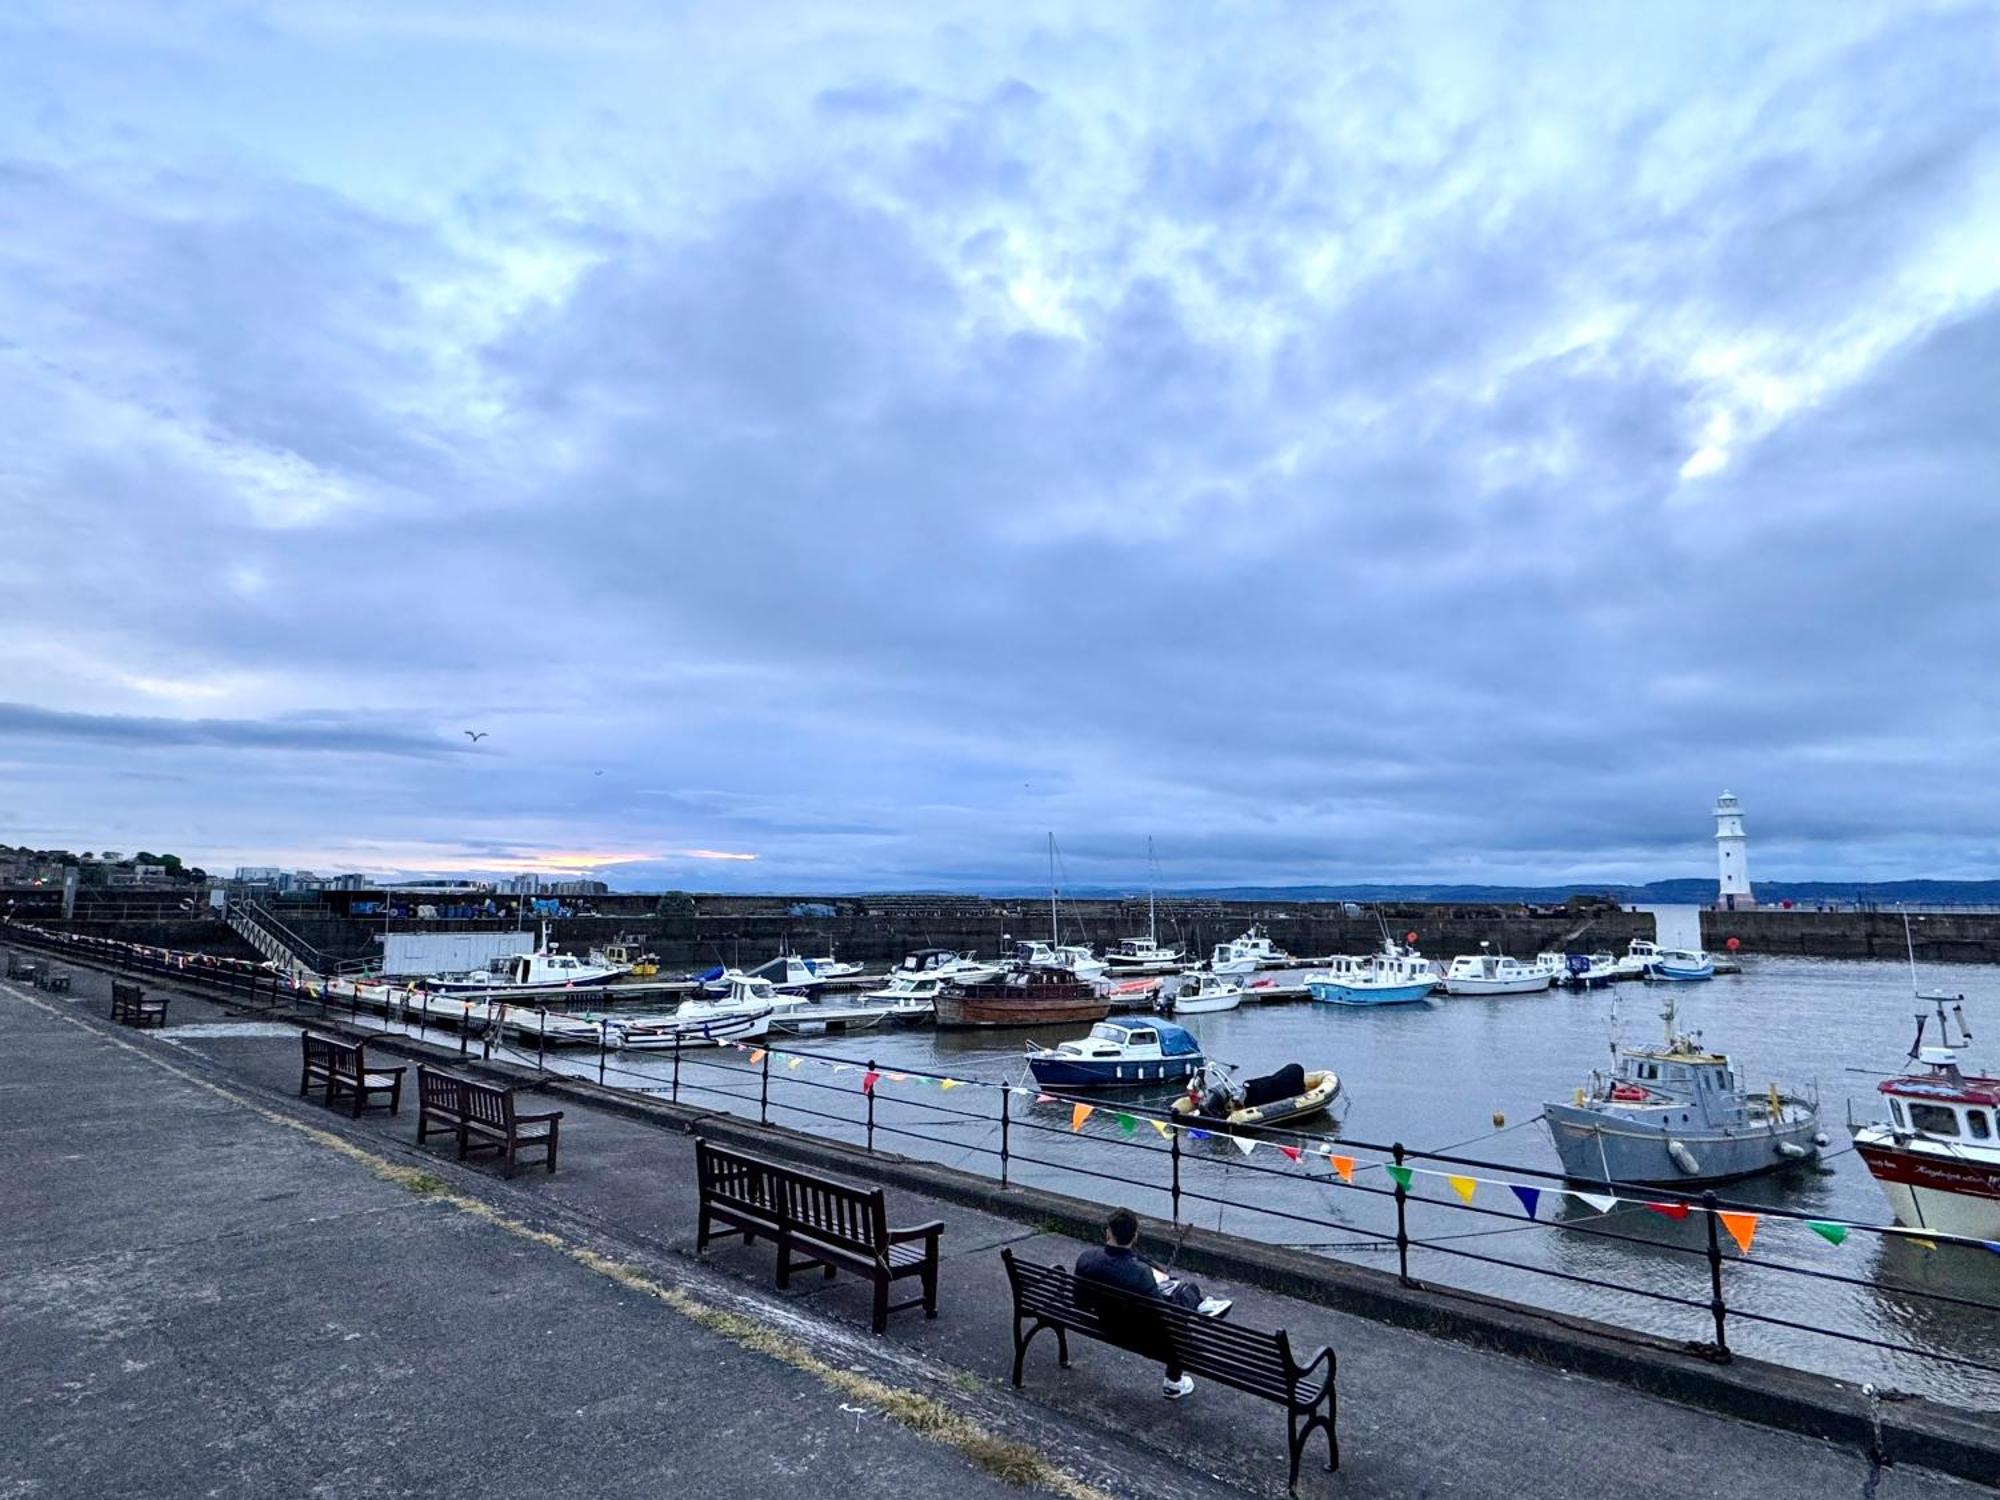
[2,968,1990,1499]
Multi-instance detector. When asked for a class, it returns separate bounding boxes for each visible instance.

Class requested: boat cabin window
[1635,1062,1660,1081]
[1967,1109,1993,1141]
[1890,1098,1907,1129]
[1907,1103,1960,1138]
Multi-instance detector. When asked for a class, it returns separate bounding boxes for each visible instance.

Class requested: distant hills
[970,879,2000,905]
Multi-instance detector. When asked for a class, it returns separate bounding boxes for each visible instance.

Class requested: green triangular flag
[1806,1220,1849,1247]
[1385,1164,1413,1192]
[1116,1113,1136,1136]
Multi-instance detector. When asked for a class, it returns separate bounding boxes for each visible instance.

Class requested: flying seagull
[464,730,488,742]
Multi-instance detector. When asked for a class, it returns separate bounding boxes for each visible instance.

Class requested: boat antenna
[1659,989,1677,1047]
[1048,832,1059,945]
[1903,909,1974,1051]
[1147,836,1158,947]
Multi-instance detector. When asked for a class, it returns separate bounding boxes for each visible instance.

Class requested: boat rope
[1426,1110,1548,1156]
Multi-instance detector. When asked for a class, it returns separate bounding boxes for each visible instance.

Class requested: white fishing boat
[885,947,1001,987]
[1209,924,1290,977]
[1011,938,1108,984]
[860,970,949,1021]
[1850,920,1999,1240]
[1158,970,1243,1014]
[1443,946,1553,997]
[598,982,777,1050]
[428,943,628,996]
[1559,952,1622,989]
[803,944,865,981]
[1613,939,1663,979]
[743,951,828,995]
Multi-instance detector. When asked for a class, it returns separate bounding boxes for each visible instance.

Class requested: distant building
[104,863,170,887]
[501,875,541,895]
[324,874,370,891]
[234,866,282,884]
[544,878,609,896]
[1715,790,1754,911]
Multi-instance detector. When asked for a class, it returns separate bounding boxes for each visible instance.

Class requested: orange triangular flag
[1070,1102,1094,1133]
[1717,1211,1758,1254]
[1447,1174,1477,1205]
[1330,1155,1356,1183]
[748,1049,766,1065]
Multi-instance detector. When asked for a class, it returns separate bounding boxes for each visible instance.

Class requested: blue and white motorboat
[1307,941,1438,1006]
[1025,1017,1205,1091]
[1650,947,1716,982]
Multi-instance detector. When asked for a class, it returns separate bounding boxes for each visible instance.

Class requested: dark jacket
[1074,1243,1161,1303]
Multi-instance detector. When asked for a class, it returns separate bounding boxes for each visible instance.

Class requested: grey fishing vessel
[1544,994,1826,1187]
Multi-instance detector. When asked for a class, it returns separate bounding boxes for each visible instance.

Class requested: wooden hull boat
[934,968,1110,1030]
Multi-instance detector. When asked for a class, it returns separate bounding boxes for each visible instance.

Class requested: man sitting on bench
[1074,1207,1232,1400]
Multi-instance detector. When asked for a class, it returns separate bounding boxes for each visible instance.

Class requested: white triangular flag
[1572,1192,1620,1215]
[1233,1135,1258,1156]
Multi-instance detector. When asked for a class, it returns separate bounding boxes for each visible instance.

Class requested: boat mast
[1147,836,1157,946]
[1048,832,1059,945]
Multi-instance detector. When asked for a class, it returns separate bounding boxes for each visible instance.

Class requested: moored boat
[1560,953,1620,989]
[1171,1062,1340,1129]
[933,966,1111,1030]
[1544,993,1823,1186]
[1026,1017,1204,1091]
[1649,947,1716,982]
[1158,970,1243,1015]
[1850,956,1998,1240]
[428,944,628,995]
[1209,923,1290,977]
[1307,939,1438,1006]
[1443,946,1552,997]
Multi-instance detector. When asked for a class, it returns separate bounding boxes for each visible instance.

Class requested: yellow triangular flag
[786,1056,802,1070]
[940,1078,962,1090]
[1447,1174,1477,1205]
[1717,1211,1758,1254]
[749,1049,766,1064]
[1148,1118,1173,1137]
[1330,1155,1356,1183]
[1070,1102,1094,1133]
[1909,1235,1939,1251]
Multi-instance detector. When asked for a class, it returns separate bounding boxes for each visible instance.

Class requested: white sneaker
[1162,1375,1195,1400]
[1196,1297,1233,1318]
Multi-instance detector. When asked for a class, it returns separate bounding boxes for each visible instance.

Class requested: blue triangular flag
[1510,1184,1542,1219]
[1984,1241,2000,1256]
[1189,1129,1212,1141]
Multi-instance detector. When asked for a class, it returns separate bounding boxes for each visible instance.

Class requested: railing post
[671,1038,682,1102]
[865,1057,878,1152]
[1704,1189,1730,1360]
[537,1008,547,1071]
[1170,1124,1183,1223]
[460,1002,471,1056]
[999,1086,1011,1189]
[483,1004,495,1060]
[1393,1141,1413,1286]
[599,1019,609,1086]
[759,1044,772,1125]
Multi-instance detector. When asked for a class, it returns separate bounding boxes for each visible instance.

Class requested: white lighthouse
[1715,790,1754,911]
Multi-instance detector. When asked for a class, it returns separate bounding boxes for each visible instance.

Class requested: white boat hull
[1444,975,1552,996]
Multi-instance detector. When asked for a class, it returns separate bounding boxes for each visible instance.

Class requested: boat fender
[1775,1141,1810,1159]
[1492,1111,1506,1129]
[1813,1132,1830,1148]
[1667,1139,1702,1175]
[1574,1088,1587,1108]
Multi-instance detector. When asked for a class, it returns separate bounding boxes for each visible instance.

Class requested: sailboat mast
[1147,836,1157,946]
[1049,832,1059,944]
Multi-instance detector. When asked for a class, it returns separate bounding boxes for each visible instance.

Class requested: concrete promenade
[1,966,1992,1499]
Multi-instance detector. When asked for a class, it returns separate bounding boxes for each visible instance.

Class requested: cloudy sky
[2,2,1997,891]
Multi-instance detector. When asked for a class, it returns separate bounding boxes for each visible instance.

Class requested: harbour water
[395,950,2000,1408]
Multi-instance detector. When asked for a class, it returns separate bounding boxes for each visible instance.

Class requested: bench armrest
[513,1109,564,1125]
[1294,1344,1335,1386]
[886,1220,946,1243]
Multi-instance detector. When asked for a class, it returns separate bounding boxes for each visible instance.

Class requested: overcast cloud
[2,1,1997,890]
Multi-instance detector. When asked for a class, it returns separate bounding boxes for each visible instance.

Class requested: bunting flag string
[1329,1155,1356,1183]
[1645,1201,1691,1221]
[1070,1103,1094,1133]
[1510,1185,1541,1219]
[1116,1113,1137,1137]
[1571,1192,1620,1215]
[748,1049,766,1065]
[1445,1174,1478,1205]
[1718,1212,1759,1254]
[940,1079,962,1090]
[1384,1164,1413,1192]
[1805,1220,1848,1246]
[1233,1135,1258,1156]
[861,1069,880,1095]
[787,1057,803,1070]
[1148,1118,1174,1138]
[1278,1145,1303,1163]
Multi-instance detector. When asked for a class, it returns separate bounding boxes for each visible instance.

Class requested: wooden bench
[415,1064,562,1177]
[696,1138,944,1333]
[36,968,71,993]
[1002,1250,1337,1486]
[5,953,38,980]
[299,1032,406,1116]
[110,980,169,1029]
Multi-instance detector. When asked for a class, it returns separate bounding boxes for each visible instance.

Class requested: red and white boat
[1850,986,1999,1242]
